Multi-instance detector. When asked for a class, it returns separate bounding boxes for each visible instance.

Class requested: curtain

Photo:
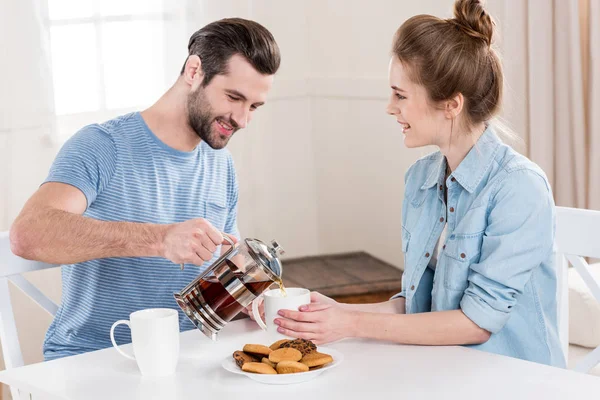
[588,0,600,210]
[500,0,600,210]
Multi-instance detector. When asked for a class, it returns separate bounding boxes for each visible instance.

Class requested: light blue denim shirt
[396,126,565,367]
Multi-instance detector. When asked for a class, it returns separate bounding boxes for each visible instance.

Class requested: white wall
[307,0,459,266]
[1,0,62,371]
[231,0,320,259]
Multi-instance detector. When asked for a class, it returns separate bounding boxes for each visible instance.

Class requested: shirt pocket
[442,232,484,291]
[203,198,228,232]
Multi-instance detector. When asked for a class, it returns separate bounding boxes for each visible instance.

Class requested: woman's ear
[445,93,464,119]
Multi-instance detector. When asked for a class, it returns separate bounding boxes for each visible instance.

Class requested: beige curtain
[589,0,600,210]
[501,0,600,210]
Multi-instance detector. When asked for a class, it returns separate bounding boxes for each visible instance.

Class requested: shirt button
[451,177,456,182]
[411,285,415,290]
[439,184,443,190]
[442,244,446,250]
[460,253,466,259]
[425,252,430,258]
[449,207,455,212]
[439,217,445,222]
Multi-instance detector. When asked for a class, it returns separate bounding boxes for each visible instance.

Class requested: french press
[174,237,285,340]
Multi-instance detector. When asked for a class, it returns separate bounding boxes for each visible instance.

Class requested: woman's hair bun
[450,0,494,47]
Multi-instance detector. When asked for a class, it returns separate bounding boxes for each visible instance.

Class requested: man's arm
[10,182,230,265]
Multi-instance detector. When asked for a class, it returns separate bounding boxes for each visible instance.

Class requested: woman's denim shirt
[396,127,565,367]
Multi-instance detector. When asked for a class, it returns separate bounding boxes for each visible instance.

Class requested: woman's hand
[274,292,357,345]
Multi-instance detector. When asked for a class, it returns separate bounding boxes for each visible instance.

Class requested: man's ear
[182,55,204,87]
[445,93,464,119]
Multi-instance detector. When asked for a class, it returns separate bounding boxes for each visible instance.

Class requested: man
[9,18,280,360]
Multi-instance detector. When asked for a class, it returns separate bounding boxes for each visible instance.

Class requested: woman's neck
[439,122,486,173]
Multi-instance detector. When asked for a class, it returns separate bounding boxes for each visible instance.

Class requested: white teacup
[252,288,311,338]
[110,308,180,376]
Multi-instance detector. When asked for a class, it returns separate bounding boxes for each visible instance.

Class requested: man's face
[187,54,274,149]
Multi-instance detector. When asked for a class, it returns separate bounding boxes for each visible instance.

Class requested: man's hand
[161,218,237,265]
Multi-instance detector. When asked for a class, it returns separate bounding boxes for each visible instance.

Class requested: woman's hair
[392,0,503,130]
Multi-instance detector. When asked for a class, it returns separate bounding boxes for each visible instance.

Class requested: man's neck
[140,83,202,152]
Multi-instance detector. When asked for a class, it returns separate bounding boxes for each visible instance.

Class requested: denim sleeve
[43,126,117,209]
[390,272,407,300]
[393,164,417,300]
[460,169,554,333]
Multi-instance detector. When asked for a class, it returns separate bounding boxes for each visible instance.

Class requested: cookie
[261,357,276,368]
[276,360,309,374]
[232,351,258,369]
[280,338,317,356]
[300,352,333,368]
[269,347,303,363]
[269,339,290,350]
[242,344,272,358]
[242,362,277,375]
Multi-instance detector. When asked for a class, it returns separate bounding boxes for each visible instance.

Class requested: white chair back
[0,231,59,399]
[555,206,600,373]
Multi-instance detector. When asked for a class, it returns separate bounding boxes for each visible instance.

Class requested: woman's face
[386,56,448,148]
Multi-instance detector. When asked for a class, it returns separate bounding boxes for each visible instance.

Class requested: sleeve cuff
[42,177,98,209]
[390,291,406,300]
[460,292,510,334]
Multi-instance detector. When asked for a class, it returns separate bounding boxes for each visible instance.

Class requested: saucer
[221,347,343,385]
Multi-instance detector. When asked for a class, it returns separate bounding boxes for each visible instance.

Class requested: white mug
[110,308,180,376]
[252,288,311,338]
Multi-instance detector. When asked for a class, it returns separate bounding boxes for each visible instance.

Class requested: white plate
[221,347,344,385]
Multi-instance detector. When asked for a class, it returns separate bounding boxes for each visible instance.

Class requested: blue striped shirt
[42,112,239,360]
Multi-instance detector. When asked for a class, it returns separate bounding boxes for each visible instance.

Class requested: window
[45,0,186,139]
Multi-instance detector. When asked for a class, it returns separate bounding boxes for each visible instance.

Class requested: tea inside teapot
[174,238,285,340]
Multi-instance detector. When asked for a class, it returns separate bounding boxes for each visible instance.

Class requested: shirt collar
[420,126,502,193]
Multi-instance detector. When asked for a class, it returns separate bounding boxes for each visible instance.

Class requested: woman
[275,0,565,367]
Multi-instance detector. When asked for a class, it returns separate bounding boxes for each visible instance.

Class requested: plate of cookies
[223,338,343,384]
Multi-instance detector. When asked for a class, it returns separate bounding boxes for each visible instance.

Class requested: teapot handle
[180,233,236,271]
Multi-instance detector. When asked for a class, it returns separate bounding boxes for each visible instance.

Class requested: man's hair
[181,18,281,86]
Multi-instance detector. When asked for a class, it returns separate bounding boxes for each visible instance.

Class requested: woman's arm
[352,309,490,345]
[275,297,489,345]
[341,296,406,314]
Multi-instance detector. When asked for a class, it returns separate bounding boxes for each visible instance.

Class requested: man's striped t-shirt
[42,112,239,360]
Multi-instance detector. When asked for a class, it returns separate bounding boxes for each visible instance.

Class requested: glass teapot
[174,237,285,341]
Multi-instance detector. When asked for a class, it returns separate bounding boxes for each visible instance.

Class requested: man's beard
[186,87,237,150]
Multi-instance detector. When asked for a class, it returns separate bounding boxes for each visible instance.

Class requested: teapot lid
[245,238,285,281]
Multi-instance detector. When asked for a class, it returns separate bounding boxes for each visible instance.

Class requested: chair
[0,231,59,400]
[555,206,600,373]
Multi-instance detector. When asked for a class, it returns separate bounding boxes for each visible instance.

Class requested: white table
[1,319,599,400]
